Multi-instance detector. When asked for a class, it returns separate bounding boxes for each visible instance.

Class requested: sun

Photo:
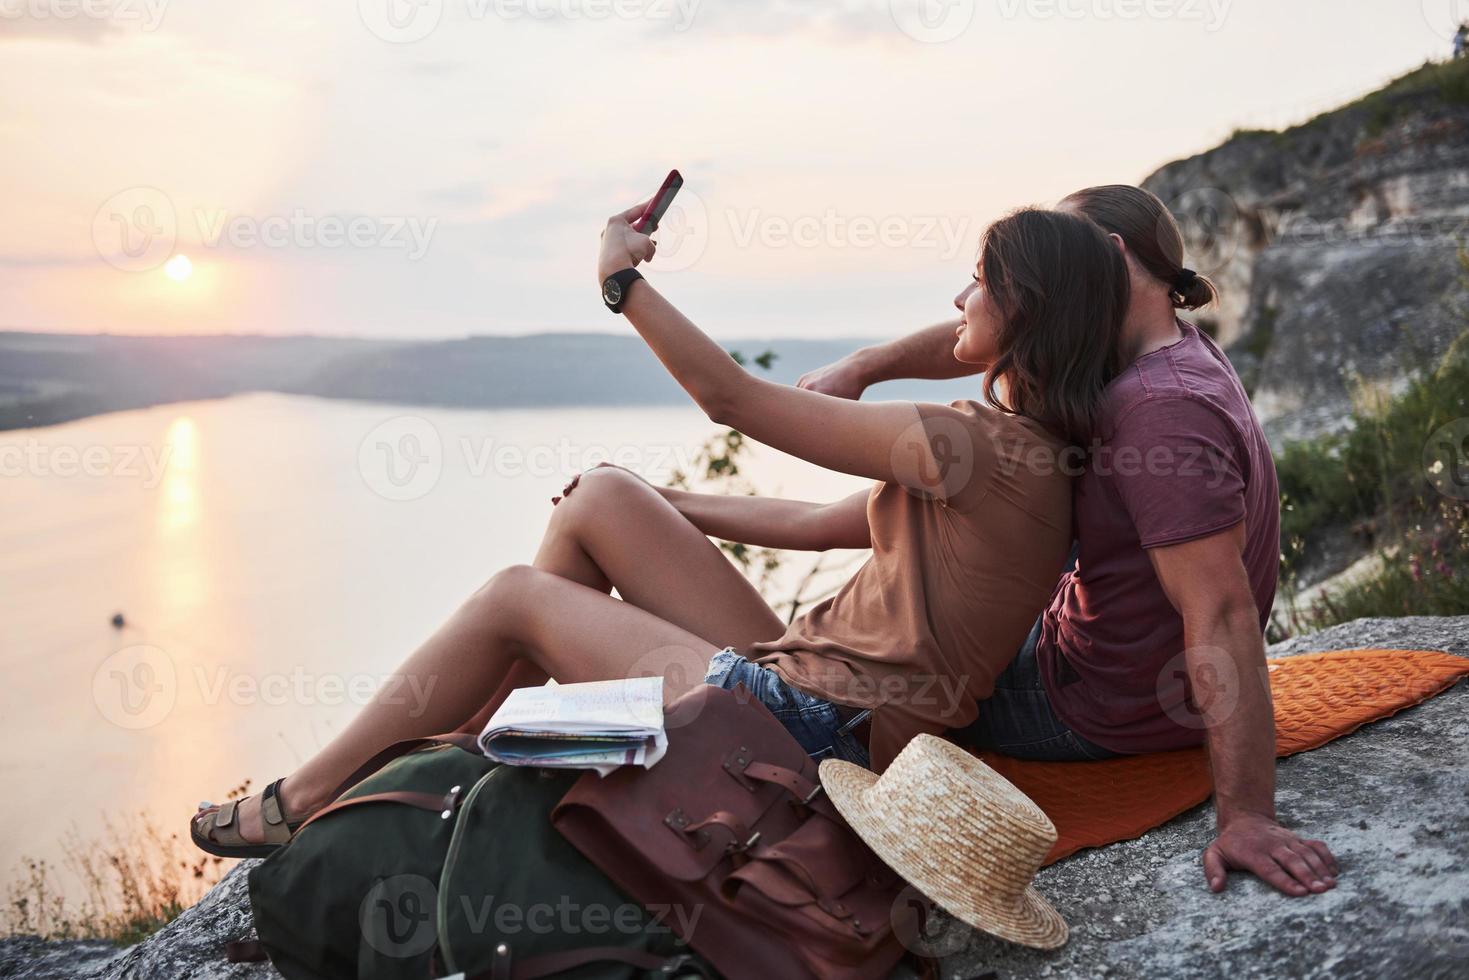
[164,254,193,282]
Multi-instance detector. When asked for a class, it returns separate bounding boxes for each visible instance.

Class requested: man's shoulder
[1101,322,1248,435]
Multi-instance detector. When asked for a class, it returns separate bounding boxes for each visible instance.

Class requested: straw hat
[819,734,1068,949]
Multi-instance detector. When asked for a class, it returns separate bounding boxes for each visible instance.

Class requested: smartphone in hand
[631,170,683,234]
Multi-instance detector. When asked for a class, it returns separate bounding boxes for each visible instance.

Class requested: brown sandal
[190,778,303,859]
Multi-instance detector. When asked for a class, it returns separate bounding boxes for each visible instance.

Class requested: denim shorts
[704,648,873,769]
[949,617,1118,761]
[949,541,1118,762]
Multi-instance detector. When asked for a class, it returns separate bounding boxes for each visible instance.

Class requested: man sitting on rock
[796,184,1341,898]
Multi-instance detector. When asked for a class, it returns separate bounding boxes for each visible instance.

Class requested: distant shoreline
[0,330,982,433]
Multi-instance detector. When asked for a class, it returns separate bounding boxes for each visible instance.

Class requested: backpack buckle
[439,784,464,820]
[721,746,758,792]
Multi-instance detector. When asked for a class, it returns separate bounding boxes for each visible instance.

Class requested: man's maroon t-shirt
[1036,320,1280,753]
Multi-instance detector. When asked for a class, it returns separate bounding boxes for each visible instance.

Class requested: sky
[0,0,1459,340]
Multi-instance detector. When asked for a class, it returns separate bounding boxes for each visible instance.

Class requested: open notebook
[477,676,669,776]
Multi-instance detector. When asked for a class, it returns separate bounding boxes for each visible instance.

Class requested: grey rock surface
[0,861,273,980]
[936,615,1469,980]
[3,616,1465,980]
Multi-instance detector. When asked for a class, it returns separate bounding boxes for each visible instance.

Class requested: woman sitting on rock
[191,202,1128,857]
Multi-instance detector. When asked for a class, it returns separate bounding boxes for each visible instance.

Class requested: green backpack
[241,735,713,980]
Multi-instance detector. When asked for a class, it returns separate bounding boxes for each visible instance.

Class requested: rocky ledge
[3,616,1466,980]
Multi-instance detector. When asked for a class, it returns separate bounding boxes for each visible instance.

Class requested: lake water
[0,393,868,894]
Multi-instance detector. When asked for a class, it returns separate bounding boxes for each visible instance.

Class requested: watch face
[603,279,622,306]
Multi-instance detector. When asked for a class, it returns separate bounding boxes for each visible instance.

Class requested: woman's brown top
[750,400,1073,770]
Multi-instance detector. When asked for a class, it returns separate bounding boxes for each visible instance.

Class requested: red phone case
[633,170,683,233]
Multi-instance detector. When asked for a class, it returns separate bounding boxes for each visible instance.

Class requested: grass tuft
[3,789,246,945]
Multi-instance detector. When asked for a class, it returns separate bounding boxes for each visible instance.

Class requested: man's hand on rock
[1203,812,1339,897]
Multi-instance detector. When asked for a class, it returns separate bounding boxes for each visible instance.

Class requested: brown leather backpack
[552,684,915,980]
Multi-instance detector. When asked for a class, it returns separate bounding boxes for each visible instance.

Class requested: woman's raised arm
[599,205,958,493]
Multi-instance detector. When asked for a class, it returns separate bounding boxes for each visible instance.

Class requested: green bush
[1277,328,1469,565]
[1275,324,1469,634]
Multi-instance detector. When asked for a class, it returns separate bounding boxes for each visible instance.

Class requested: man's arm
[1148,524,1340,897]
[796,319,978,399]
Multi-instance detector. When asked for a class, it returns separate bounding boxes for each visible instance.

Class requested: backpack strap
[326,732,483,803]
[294,788,463,835]
[741,761,822,803]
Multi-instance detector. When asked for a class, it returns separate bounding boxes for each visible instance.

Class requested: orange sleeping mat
[973,648,1469,864]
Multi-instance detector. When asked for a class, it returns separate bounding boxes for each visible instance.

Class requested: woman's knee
[470,564,548,625]
[553,466,655,531]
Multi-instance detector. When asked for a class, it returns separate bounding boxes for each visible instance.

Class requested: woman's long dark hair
[978,208,1129,447]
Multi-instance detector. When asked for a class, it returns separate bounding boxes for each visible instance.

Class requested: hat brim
[820,757,1069,950]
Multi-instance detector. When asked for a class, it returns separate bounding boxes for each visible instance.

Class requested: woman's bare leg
[462,466,788,728]
[207,468,789,843]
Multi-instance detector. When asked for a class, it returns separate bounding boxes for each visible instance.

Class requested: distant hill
[0,331,982,431]
[0,333,405,430]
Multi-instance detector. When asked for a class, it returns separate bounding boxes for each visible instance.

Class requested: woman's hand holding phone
[598,171,682,281]
[598,200,658,282]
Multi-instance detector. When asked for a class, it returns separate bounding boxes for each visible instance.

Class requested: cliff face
[1142,61,1469,447]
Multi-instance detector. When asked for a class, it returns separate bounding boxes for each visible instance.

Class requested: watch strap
[603,268,643,314]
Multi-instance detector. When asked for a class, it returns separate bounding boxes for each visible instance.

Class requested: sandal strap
[196,778,299,849]
[201,800,252,847]
[260,779,287,826]
[259,779,296,845]
[216,799,238,830]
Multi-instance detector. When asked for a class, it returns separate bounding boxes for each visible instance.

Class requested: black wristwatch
[601,268,643,314]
